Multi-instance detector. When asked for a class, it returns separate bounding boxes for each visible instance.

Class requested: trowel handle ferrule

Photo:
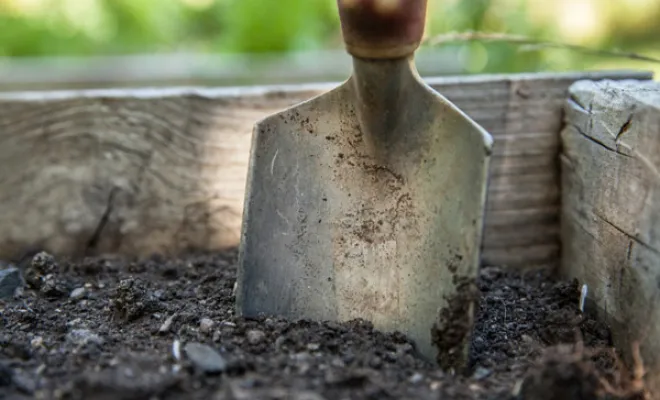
[337,0,427,60]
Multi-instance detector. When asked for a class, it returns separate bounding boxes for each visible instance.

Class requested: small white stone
[247,329,266,345]
[66,318,82,327]
[172,339,181,361]
[66,329,103,346]
[409,372,424,384]
[31,336,43,348]
[199,318,214,334]
[70,287,86,300]
[579,284,588,312]
[220,321,236,328]
[184,342,227,373]
[159,314,177,333]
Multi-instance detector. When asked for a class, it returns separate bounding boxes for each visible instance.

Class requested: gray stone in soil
[66,329,104,346]
[473,366,492,380]
[184,342,227,374]
[199,318,214,334]
[31,252,56,272]
[0,267,23,299]
[70,287,86,300]
[247,329,266,345]
[409,372,424,384]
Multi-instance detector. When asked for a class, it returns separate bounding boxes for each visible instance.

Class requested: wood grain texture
[0,70,652,268]
[560,79,660,395]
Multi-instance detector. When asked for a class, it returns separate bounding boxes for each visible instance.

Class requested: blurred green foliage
[0,0,341,56]
[427,0,554,73]
[0,0,658,74]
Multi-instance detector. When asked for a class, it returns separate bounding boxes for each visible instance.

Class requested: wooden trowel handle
[337,0,427,60]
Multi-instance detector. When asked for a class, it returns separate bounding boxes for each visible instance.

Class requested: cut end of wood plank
[560,78,660,395]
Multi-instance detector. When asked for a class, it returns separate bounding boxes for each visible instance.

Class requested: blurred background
[0,0,658,90]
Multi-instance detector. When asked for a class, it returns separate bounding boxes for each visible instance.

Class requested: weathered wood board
[0,48,464,91]
[560,79,660,394]
[0,70,652,267]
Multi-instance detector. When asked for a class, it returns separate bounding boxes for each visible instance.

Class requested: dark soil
[0,249,646,400]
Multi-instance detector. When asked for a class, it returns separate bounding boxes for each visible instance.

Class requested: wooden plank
[485,206,558,228]
[0,70,652,268]
[560,79,660,396]
[487,183,559,211]
[482,243,560,268]
[491,132,558,157]
[489,153,557,177]
[0,49,466,91]
[484,222,559,248]
[488,172,557,193]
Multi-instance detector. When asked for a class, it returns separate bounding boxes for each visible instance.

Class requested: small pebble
[383,351,397,363]
[184,342,227,373]
[397,343,413,355]
[31,337,43,348]
[66,329,103,346]
[0,267,23,299]
[199,318,214,334]
[66,318,82,328]
[220,321,236,328]
[473,366,492,380]
[70,287,86,300]
[330,358,345,368]
[31,252,56,271]
[246,329,266,345]
[292,352,311,362]
[172,339,181,361]
[159,314,177,333]
[369,356,383,369]
[409,372,424,384]
[469,383,483,392]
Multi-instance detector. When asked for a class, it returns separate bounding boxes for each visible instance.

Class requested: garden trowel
[236,0,492,371]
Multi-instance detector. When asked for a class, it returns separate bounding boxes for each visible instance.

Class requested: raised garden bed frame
[1,69,658,396]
